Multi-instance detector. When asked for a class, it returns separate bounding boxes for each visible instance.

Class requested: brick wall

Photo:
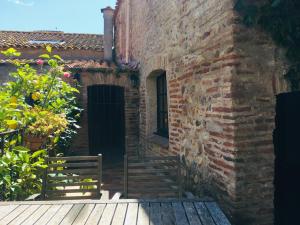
[115,0,288,224]
[70,70,139,159]
[230,16,288,224]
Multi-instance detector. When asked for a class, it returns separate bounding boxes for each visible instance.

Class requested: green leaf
[53,55,63,61]
[13,146,30,152]
[39,54,50,59]
[31,150,46,159]
[46,45,52,53]
[21,163,28,172]
[73,124,81,129]
[39,165,48,169]
[48,59,58,67]
[1,48,21,57]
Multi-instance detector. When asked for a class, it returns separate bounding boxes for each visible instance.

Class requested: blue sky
[0,0,116,34]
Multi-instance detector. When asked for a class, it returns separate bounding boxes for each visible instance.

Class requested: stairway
[124,155,183,199]
[101,161,124,199]
[71,147,183,199]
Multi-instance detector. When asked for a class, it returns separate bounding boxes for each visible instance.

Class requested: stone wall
[70,70,139,159]
[115,0,288,224]
[229,16,288,224]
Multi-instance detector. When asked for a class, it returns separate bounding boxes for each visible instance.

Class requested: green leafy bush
[0,47,81,153]
[235,0,300,90]
[0,47,82,200]
[0,147,47,201]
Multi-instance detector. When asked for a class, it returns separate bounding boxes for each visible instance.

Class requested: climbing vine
[69,67,140,87]
[235,0,300,90]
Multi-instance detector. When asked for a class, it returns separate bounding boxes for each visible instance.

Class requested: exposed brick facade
[70,70,139,160]
[0,1,291,223]
[115,0,288,224]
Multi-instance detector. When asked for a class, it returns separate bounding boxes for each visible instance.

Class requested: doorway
[88,85,125,163]
[274,92,300,225]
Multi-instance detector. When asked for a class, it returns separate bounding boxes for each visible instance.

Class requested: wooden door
[88,85,125,162]
[274,92,300,225]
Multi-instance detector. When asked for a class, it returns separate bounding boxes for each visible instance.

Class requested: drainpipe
[125,0,130,63]
[101,6,114,62]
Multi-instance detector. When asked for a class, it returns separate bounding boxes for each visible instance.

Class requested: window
[156,72,169,138]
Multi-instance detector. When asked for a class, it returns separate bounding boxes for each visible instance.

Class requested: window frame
[155,72,169,138]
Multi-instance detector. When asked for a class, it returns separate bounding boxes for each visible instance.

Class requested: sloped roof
[66,60,112,69]
[0,59,112,69]
[0,31,103,50]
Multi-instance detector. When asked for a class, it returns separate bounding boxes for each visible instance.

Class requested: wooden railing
[124,154,183,198]
[42,155,103,200]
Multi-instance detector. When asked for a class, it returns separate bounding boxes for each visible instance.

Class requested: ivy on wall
[235,0,300,90]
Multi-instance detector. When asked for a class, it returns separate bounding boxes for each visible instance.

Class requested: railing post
[0,135,3,156]
[20,129,24,146]
[98,154,102,199]
[41,157,48,200]
[177,154,183,199]
[124,154,128,198]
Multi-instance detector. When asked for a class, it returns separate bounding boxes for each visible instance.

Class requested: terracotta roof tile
[0,31,103,50]
[66,60,112,69]
[0,59,112,69]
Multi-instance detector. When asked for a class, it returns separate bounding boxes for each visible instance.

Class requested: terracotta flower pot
[24,134,48,151]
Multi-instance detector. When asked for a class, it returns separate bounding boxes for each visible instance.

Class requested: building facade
[0,1,293,224]
[115,0,289,225]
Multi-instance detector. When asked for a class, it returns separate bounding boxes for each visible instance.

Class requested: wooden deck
[0,199,231,225]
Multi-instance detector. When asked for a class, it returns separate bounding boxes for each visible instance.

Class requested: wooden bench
[41,155,102,200]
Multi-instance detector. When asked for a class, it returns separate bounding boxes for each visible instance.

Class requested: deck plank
[72,204,95,225]
[172,202,189,225]
[150,202,162,225]
[0,199,231,225]
[194,202,216,225]
[85,204,106,225]
[98,203,117,225]
[161,203,175,225]
[0,205,29,225]
[60,204,85,225]
[21,204,51,225]
[137,202,150,225]
[183,202,202,225]
[205,202,231,225]
[0,205,18,220]
[33,204,62,225]
[111,203,128,225]
[45,204,73,225]
[124,203,138,225]
[8,204,40,225]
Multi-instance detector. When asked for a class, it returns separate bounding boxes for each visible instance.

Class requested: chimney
[101,6,114,62]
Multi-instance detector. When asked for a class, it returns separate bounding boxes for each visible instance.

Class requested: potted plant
[23,107,68,151]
